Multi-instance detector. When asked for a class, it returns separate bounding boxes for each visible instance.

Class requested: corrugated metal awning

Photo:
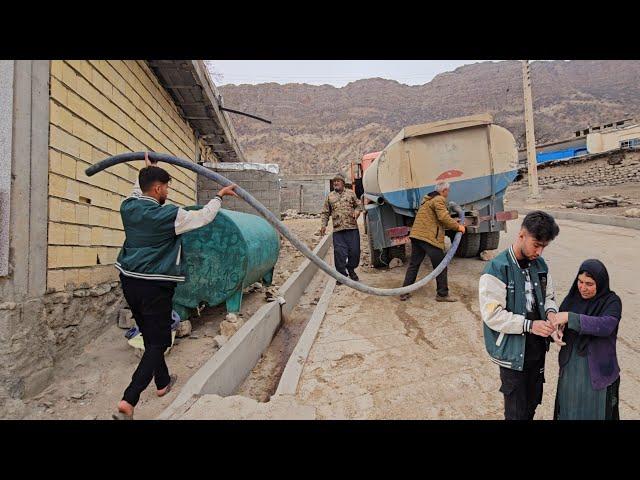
[147,60,245,163]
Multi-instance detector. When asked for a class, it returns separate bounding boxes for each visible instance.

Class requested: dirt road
[295,218,640,419]
[15,218,319,420]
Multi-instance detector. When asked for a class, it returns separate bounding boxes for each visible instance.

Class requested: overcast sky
[206,60,508,87]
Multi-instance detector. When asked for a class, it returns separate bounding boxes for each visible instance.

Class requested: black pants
[499,362,545,420]
[333,229,360,276]
[402,238,448,297]
[120,274,175,407]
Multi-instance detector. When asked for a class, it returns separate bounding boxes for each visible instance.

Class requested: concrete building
[0,60,244,407]
[587,122,640,154]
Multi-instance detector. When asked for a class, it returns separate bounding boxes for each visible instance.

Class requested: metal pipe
[86,152,462,296]
[219,107,272,124]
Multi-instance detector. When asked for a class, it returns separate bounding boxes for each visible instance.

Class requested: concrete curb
[518,208,640,231]
[274,276,336,397]
[158,233,332,419]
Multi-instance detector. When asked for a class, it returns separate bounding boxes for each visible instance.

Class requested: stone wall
[521,150,640,188]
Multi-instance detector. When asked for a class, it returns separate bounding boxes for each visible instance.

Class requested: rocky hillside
[217,60,640,174]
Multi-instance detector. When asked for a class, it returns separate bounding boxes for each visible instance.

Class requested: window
[620,138,640,149]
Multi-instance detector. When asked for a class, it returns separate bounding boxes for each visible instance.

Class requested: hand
[320,227,326,236]
[353,211,360,219]
[552,312,569,326]
[217,184,239,198]
[551,328,566,346]
[144,151,157,167]
[531,320,555,337]
[546,311,557,325]
[458,225,466,234]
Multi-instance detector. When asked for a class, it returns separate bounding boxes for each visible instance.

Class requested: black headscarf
[558,259,622,365]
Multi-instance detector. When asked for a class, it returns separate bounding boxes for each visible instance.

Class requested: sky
[206,60,507,87]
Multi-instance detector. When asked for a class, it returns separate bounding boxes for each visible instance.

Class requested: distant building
[587,122,640,154]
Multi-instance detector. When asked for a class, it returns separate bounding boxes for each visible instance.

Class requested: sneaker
[436,295,459,302]
[348,270,359,282]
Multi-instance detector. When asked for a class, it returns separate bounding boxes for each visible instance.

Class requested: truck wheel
[454,232,481,258]
[388,245,406,262]
[479,232,500,251]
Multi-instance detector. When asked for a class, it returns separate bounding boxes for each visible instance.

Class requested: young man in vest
[479,211,560,420]
[114,153,238,419]
[400,181,466,302]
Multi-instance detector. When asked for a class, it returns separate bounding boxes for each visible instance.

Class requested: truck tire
[455,232,481,258]
[388,245,406,262]
[479,231,500,251]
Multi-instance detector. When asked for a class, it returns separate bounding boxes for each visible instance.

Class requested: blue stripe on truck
[381,170,518,210]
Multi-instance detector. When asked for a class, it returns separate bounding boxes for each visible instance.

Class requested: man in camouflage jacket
[320,174,362,283]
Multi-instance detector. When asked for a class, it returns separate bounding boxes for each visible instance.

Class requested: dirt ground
[505,179,640,216]
[17,218,321,420]
[295,216,640,419]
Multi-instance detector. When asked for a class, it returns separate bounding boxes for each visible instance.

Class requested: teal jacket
[478,246,558,371]
[116,183,222,282]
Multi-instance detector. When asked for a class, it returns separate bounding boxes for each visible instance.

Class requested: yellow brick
[60,154,77,179]
[76,203,89,224]
[98,247,118,265]
[48,246,73,269]
[64,178,79,202]
[73,246,97,267]
[91,227,104,245]
[111,193,123,211]
[50,78,67,105]
[50,126,80,158]
[89,206,109,227]
[60,201,76,223]
[47,269,65,291]
[110,211,122,230]
[49,149,62,174]
[49,197,61,222]
[50,60,63,80]
[64,224,79,244]
[79,141,92,163]
[77,267,93,286]
[71,115,88,139]
[61,62,78,89]
[48,222,65,245]
[49,173,67,198]
[64,268,80,287]
[78,226,91,246]
[49,100,61,125]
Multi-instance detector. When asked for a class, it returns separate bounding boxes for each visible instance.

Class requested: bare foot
[114,400,134,419]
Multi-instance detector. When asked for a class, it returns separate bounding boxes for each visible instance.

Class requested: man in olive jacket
[400,181,465,302]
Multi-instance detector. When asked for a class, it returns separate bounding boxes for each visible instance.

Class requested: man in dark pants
[113,153,238,419]
[400,181,465,302]
[320,174,362,284]
[479,211,561,420]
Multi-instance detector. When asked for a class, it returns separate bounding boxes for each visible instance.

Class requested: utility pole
[522,60,539,197]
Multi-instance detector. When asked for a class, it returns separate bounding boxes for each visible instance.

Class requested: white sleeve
[544,272,559,314]
[479,273,529,334]
[174,197,223,235]
[131,178,142,197]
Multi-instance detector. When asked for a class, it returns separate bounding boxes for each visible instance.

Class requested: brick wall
[47,60,213,291]
[197,167,281,218]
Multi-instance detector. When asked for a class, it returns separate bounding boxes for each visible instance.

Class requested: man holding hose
[400,181,466,302]
[113,153,238,420]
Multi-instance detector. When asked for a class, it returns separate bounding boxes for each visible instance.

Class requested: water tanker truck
[361,113,519,267]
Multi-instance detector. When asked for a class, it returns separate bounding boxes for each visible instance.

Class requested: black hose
[86,152,462,296]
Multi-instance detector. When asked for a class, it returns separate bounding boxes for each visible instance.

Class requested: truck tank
[362,114,519,265]
[172,207,280,320]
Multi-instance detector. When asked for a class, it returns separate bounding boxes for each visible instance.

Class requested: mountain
[217,60,640,174]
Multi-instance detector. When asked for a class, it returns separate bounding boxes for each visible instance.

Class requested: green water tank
[172,207,280,320]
